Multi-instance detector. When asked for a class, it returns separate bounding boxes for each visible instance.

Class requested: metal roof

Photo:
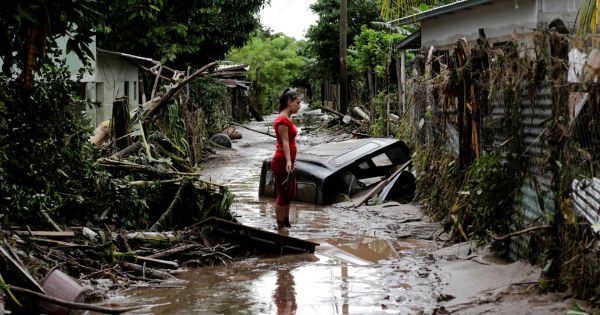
[396,30,421,50]
[388,0,493,25]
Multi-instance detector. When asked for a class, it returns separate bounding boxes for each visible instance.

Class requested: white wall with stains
[420,0,582,50]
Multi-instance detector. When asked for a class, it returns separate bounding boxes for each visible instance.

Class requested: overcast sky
[259,0,318,40]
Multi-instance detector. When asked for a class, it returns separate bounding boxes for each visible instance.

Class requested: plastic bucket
[37,267,90,315]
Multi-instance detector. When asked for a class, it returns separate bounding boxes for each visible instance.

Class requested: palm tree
[576,0,599,35]
[379,0,453,21]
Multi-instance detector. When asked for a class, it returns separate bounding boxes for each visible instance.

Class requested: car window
[371,153,394,167]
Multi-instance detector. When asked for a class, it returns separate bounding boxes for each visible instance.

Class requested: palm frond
[576,0,599,35]
[379,0,440,21]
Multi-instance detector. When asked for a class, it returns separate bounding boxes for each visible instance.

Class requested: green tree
[305,0,381,82]
[0,0,97,92]
[349,26,404,80]
[99,0,268,70]
[227,34,307,113]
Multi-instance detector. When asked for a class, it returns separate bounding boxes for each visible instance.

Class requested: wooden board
[12,231,75,238]
[197,217,319,254]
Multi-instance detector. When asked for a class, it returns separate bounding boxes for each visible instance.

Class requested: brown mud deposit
[113,104,574,314]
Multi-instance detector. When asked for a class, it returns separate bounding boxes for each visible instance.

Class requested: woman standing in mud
[272,88,302,230]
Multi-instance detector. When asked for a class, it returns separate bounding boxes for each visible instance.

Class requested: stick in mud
[7,285,145,314]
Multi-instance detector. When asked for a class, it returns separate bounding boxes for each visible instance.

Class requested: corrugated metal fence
[408,31,600,261]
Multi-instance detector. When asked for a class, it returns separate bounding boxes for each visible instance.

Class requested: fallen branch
[319,106,362,125]
[112,141,142,159]
[148,244,199,259]
[491,225,553,241]
[120,261,174,280]
[228,122,275,138]
[144,61,219,121]
[40,208,62,232]
[7,285,144,314]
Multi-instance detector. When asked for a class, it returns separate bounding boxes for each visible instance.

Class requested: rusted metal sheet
[572,178,600,233]
[488,80,555,261]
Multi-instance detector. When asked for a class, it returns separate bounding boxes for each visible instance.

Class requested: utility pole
[339,0,348,114]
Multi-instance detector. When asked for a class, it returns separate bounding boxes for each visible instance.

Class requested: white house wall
[421,0,538,49]
[94,54,138,125]
[538,0,581,29]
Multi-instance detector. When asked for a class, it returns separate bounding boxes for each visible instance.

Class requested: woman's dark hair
[278,88,301,112]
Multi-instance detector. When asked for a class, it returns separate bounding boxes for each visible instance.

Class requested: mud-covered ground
[113,104,575,314]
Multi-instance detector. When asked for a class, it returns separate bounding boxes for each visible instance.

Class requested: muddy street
[108,105,437,314]
[112,105,573,315]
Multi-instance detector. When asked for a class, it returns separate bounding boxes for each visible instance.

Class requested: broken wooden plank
[196,217,319,254]
[12,231,75,238]
[0,245,46,294]
[354,158,412,207]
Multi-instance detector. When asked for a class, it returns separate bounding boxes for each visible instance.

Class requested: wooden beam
[12,231,75,238]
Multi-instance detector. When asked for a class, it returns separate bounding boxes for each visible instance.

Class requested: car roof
[298,138,402,170]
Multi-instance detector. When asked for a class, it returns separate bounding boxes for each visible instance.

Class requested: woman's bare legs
[283,205,291,227]
[276,204,286,229]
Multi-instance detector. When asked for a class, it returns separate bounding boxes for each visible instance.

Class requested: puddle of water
[119,251,429,315]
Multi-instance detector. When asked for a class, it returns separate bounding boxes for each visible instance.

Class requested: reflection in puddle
[273,269,297,314]
[319,237,400,264]
[118,240,428,314]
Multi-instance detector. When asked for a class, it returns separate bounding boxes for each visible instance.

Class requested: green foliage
[459,154,517,244]
[575,0,599,35]
[0,0,105,77]
[228,34,307,113]
[305,0,382,82]
[348,26,404,79]
[414,146,462,222]
[99,0,267,69]
[0,63,148,228]
[190,76,228,135]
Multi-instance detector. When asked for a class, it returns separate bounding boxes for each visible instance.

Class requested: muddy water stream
[118,106,439,314]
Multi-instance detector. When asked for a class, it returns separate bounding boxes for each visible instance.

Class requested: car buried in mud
[259,138,414,205]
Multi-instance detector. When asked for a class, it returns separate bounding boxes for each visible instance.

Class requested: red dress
[272,115,298,206]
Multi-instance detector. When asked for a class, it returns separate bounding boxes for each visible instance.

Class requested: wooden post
[339,0,348,114]
[111,97,131,150]
[401,51,406,113]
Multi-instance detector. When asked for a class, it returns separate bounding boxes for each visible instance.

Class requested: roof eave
[388,0,493,26]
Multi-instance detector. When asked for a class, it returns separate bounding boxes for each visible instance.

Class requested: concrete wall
[420,0,587,50]
[538,0,581,30]
[421,0,538,49]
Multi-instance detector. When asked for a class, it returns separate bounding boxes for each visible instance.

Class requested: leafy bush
[0,64,148,228]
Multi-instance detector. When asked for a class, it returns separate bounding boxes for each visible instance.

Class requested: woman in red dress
[272,88,301,230]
